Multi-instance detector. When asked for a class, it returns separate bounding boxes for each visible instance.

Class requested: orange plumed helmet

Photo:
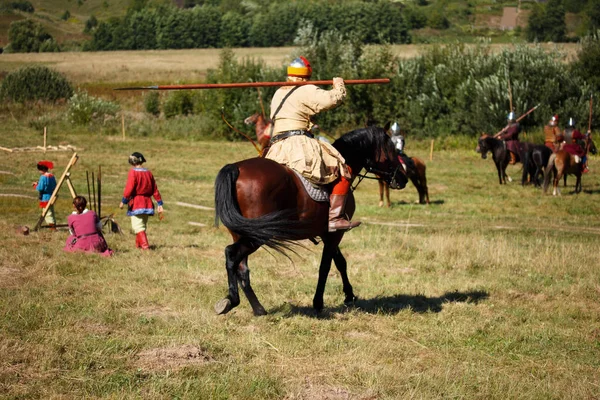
[287,56,312,78]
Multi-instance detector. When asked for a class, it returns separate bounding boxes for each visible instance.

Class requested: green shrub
[0,65,73,103]
[6,19,60,53]
[61,10,71,21]
[144,91,160,116]
[571,31,600,93]
[67,90,120,125]
[163,91,193,119]
[10,0,34,12]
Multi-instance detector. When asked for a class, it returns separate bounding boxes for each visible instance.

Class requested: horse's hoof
[253,307,267,316]
[344,296,358,307]
[214,298,232,315]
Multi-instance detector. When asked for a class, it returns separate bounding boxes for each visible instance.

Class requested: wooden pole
[65,173,77,198]
[86,171,92,207]
[429,139,434,161]
[43,127,47,153]
[91,171,97,214]
[114,78,391,91]
[121,114,125,140]
[97,166,102,219]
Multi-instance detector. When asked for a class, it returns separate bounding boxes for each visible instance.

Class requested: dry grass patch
[135,345,214,372]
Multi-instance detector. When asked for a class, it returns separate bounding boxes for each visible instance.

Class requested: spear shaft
[494,104,539,138]
[114,78,390,91]
[588,94,593,133]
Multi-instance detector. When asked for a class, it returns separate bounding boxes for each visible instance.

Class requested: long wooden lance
[588,94,593,133]
[494,104,539,138]
[114,78,391,91]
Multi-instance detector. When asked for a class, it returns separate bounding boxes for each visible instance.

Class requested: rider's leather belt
[270,130,314,144]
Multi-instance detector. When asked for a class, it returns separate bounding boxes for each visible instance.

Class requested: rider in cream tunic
[265,56,360,232]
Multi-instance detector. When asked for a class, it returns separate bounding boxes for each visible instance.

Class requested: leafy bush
[144,91,160,116]
[84,15,98,33]
[10,0,34,12]
[67,90,120,125]
[526,0,566,42]
[163,91,193,119]
[61,10,71,21]
[0,65,73,103]
[571,31,600,92]
[6,19,60,53]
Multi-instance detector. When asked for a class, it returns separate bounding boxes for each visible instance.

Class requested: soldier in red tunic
[561,118,589,173]
[495,112,522,164]
[119,152,163,249]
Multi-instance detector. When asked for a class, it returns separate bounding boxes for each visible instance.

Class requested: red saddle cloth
[562,143,585,158]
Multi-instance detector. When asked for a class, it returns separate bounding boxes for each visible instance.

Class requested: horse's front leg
[575,174,582,194]
[313,241,337,313]
[215,239,249,315]
[378,180,384,207]
[237,256,267,316]
[385,182,390,208]
[333,246,356,306]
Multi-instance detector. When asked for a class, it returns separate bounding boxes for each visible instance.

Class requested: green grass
[1,106,600,398]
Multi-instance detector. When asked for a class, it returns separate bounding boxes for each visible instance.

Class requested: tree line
[83,1,411,51]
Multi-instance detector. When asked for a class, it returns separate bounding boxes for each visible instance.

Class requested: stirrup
[328,219,361,233]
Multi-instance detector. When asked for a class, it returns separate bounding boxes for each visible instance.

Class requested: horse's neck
[256,115,269,137]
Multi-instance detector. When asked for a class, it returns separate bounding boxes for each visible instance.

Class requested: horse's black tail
[543,153,556,193]
[214,163,309,254]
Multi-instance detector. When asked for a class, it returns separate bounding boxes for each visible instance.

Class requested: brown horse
[214,127,408,316]
[543,136,595,195]
[378,156,429,206]
[244,112,272,149]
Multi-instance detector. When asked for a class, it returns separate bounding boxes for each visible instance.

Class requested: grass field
[1,117,600,398]
[0,43,580,86]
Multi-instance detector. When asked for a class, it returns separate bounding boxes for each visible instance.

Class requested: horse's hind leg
[237,256,267,316]
[333,247,356,306]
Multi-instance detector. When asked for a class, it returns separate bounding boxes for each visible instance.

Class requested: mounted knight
[263,56,360,232]
[495,111,522,164]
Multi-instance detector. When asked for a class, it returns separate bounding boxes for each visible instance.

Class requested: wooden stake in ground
[430,139,434,161]
[34,152,79,231]
[97,166,102,219]
[121,114,125,140]
[43,127,47,153]
[91,171,97,213]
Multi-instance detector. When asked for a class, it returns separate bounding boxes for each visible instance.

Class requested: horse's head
[333,126,408,190]
[244,113,260,126]
[588,136,597,155]
[476,133,491,159]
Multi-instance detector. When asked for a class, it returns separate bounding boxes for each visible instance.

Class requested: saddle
[291,170,329,203]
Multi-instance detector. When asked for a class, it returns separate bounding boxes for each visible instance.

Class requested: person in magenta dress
[64,196,113,256]
[119,152,163,250]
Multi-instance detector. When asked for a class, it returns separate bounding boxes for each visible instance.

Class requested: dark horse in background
[476,134,544,186]
[378,156,429,206]
[214,127,408,316]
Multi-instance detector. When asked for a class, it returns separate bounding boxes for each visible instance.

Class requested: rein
[351,163,402,192]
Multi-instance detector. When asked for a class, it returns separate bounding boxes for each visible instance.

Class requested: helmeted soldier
[496,111,522,164]
[264,56,360,232]
[543,114,560,151]
[561,118,589,173]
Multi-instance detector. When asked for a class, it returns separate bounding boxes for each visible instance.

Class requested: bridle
[351,159,404,192]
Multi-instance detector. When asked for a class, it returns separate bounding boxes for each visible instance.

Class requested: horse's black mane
[333,126,395,166]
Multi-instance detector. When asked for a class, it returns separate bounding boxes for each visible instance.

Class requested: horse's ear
[383,121,391,132]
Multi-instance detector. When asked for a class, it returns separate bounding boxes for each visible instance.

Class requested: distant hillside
[0,0,131,49]
[0,0,593,50]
